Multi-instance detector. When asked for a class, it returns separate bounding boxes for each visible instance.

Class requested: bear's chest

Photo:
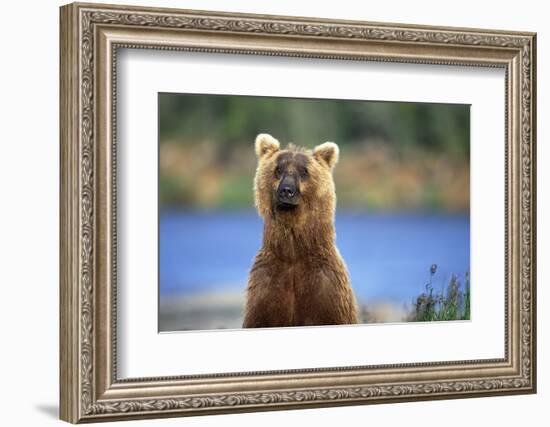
[272,261,332,320]
[276,262,320,292]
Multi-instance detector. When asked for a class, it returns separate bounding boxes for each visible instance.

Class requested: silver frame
[60,2,537,423]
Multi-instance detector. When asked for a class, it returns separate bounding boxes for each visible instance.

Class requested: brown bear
[243,133,359,328]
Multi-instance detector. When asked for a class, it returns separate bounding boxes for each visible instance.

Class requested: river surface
[160,210,470,306]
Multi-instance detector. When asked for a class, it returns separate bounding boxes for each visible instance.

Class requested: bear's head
[253,133,339,226]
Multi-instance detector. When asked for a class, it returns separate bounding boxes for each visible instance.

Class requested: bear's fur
[243,133,359,328]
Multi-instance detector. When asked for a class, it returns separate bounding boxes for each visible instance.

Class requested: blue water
[160,211,470,304]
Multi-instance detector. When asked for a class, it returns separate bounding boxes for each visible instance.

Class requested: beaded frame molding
[59,2,537,423]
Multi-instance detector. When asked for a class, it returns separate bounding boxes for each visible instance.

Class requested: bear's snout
[279,183,295,198]
[276,175,300,209]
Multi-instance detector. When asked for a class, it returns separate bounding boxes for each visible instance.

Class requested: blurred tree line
[160,94,469,157]
[159,93,470,211]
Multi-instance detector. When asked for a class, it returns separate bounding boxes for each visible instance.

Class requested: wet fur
[243,134,359,327]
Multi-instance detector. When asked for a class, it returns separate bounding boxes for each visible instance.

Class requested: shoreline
[159,290,410,332]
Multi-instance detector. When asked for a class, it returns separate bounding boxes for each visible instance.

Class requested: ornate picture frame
[60,2,536,423]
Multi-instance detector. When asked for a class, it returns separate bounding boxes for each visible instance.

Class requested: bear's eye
[275,165,283,178]
[298,167,308,179]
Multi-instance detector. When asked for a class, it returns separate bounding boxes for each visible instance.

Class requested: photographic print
[158,94,470,331]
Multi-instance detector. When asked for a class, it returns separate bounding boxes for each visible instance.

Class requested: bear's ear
[255,134,280,159]
[313,142,339,170]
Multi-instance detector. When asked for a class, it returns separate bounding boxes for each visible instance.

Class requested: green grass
[409,265,470,322]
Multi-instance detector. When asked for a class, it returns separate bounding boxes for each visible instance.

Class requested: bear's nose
[278,185,295,199]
